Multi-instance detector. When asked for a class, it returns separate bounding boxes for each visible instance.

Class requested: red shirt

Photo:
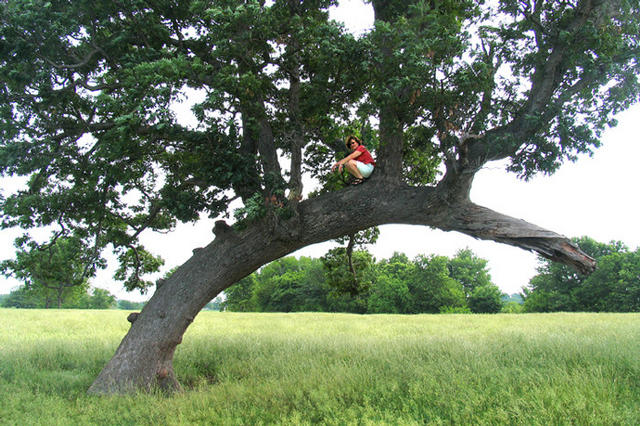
[355,145,375,165]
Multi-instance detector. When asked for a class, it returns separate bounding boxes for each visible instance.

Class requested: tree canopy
[1,0,639,393]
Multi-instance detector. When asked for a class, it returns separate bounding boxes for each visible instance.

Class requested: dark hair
[345,135,361,149]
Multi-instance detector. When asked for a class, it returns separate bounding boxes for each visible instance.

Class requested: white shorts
[356,161,374,178]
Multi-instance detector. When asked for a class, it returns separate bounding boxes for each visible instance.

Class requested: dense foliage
[223,249,506,314]
[2,285,116,309]
[523,237,640,312]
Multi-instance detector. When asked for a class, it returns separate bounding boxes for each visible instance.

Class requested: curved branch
[466,0,615,164]
[443,202,596,275]
[296,183,595,274]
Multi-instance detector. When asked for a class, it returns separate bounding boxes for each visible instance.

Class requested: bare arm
[332,149,362,172]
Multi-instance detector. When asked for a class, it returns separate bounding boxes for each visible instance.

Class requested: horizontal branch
[443,202,596,274]
[295,182,596,275]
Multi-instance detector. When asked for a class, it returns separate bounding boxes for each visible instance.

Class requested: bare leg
[345,160,364,179]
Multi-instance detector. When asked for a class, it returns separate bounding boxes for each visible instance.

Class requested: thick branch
[257,118,284,188]
[526,0,596,115]
[443,202,596,275]
[297,183,595,274]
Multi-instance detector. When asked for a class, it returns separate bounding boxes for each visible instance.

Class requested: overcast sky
[1,1,639,301]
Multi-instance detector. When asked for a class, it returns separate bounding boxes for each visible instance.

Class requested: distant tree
[376,252,413,281]
[468,285,504,313]
[291,257,332,312]
[2,284,116,309]
[254,267,306,312]
[222,275,258,312]
[253,256,332,312]
[204,296,224,311]
[85,288,117,309]
[223,256,332,312]
[367,252,413,314]
[2,286,41,308]
[447,248,493,298]
[575,249,640,312]
[0,236,98,308]
[501,301,523,314]
[322,248,375,297]
[367,275,410,314]
[408,255,466,313]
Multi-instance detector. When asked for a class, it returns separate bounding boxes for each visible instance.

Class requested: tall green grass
[0,309,638,425]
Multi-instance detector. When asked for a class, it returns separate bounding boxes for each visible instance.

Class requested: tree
[253,258,309,312]
[367,274,410,314]
[408,255,466,313]
[0,236,96,308]
[446,249,502,312]
[85,288,117,309]
[1,0,638,393]
[225,256,332,312]
[2,285,42,308]
[468,285,504,314]
[117,299,146,310]
[2,284,116,309]
[447,248,493,298]
[204,296,224,311]
[367,252,413,313]
[222,275,258,312]
[578,250,640,312]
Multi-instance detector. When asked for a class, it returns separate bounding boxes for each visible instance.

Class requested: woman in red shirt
[331,135,375,185]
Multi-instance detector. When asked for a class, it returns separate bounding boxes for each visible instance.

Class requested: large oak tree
[1,0,638,393]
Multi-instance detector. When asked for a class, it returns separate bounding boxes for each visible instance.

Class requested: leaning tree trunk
[88,180,595,394]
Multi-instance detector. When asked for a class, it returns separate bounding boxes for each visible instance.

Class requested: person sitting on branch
[331,135,376,185]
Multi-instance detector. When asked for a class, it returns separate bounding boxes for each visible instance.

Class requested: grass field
[0,309,638,425]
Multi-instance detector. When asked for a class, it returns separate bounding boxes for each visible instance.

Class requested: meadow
[0,309,638,425]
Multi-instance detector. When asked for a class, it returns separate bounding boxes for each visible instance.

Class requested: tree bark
[88,181,595,394]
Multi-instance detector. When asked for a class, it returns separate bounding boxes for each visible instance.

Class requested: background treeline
[2,236,638,313]
[223,249,510,314]
[0,284,138,310]
[223,236,640,314]
[522,237,640,313]
[0,286,225,311]
[1,285,117,309]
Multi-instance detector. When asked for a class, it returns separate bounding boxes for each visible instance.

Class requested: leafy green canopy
[1,0,639,290]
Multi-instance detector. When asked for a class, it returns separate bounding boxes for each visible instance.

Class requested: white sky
[1,0,639,301]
